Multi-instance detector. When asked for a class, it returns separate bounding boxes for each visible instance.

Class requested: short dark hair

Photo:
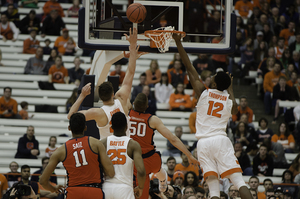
[20,101,28,109]
[184,186,195,195]
[42,157,49,164]
[249,176,259,183]
[214,71,231,91]
[140,72,146,78]
[3,87,12,92]
[48,136,57,146]
[69,113,86,134]
[167,156,176,163]
[134,93,148,112]
[259,117,268,127]
[111,112,127,134]
[21,165,30,171]
[239,95,247,101]
[278,37,285,42]
[195,187,205,194]
[98,81,114,102]
[260,144,268,149]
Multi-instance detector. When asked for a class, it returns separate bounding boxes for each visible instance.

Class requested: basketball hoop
[144,26,186,53]
[123,51,146,58]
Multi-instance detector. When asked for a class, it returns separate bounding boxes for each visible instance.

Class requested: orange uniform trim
[220,168,243,178]
[203,171,218,179]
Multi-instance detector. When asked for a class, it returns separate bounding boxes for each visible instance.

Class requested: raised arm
[173,34,206,99]
[150,116,199,166]
[130,140,146,198]
[115,28,139,102]
[227,73,238,115]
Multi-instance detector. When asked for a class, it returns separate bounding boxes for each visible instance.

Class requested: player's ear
[68,126,71,131]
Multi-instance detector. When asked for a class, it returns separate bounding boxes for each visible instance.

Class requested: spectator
[272,76,292,123]
[271,122,295,153]
[256,118,274,144]
[183,171,198,189]
[289,33,300,53]
[54,28,75,55]
[286,71,298,87]
[254,31,268,50]
[249,189,258,199]
[68,56,84,86]
[163,126,189,157]
[166,157,176,184]
[183,186,196,199]
[171,171,184,190]
[280,21,295,46]
[239,38,255,77]
[264,138,288,169]
[234,0,253,19]
[38,180,58,199]
[263,179,274,195]
[289,153,300,181]
[274,37,287,60]
[232,95,254,125]
[255,14,268,32]
[263,24,273,44]
[5,161,21,188]
[254,42,268,65]
[174,152,199,176]
[31,157,57,184]
[45,136,57,157]
[228,185,240,199]
[274,187,284,199]
[154,72,173,103]
[282,4,299,26]
[274,170,299,199]
[211,35,228,72]
[249,7,260,25]
[24,47,47,75]
[253,144,274,176]
[265,189,275,198]
[192,54,214,75]
[263,63,286,114]
[167,60,189,88]
[23,29,40,54]
[236,16,247,40]
[67,0,80,18]
[64,37,76,56]
[0,13,19,42]
[291,51,300,74]
[269,7,280,32]
[220,191,229,199]
[2,4,20,27]
[21,0,38,8]
[15,126,40,159]
[248,176,267,199]
[234,142,253,175]
[41,10,65,37]
[18,165,40,196]
[167,53,184,72]
[257,47,283,78]
[274,15,287,37]
[280,49,292,70]
[195,187,206,199]
[66,88,78,113]
[207,10,221,34]
[131,72,146,103]
[48,56,69,84]
[141,85,157,115]
[45,49,58,73]
[109,64,125,86]
[0,173,8,198]
[0,87,21,119]
[145,60,161,86]
[235,31,245,57]
[235,120,256,150]
[169,83,192,111]
[43,39,52,55]
[19,101,33,120]
[43,0,65,18]
[19,10,41,34]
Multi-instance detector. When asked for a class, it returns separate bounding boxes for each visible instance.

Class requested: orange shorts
[134,151,162,199]
[65,187,104,199]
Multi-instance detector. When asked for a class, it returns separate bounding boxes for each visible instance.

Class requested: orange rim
[144,30,186,38]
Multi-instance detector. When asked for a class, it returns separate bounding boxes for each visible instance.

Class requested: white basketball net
[146,26,175,53]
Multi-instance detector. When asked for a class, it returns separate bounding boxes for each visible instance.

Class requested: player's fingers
[136,45,140,52]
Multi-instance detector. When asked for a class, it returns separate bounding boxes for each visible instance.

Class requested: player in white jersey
[101,112,146,199]
[173,34,252,199]
[68,28,142,139]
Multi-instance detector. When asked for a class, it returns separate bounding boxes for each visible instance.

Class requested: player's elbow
[137,167,146,178]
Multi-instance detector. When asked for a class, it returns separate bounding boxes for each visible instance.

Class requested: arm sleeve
[169,94,180,109]
[17,138,32,155]
[23,40,30,53]
[271,135,278,142]
[10,22,19,39]
[248,108,253,123]
[266,157,274,176]
[288,135,295,144]
[184,95,192,108]
[24,59,32,74]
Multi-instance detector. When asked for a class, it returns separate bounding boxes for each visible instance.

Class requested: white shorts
[197,135,242,179]
[103,182,134,199]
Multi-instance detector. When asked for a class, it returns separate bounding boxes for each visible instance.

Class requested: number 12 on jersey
[207,101,224,118]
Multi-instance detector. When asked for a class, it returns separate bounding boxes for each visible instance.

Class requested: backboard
[78,0,236,54]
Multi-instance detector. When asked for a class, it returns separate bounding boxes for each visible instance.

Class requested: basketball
[126,3,147,23]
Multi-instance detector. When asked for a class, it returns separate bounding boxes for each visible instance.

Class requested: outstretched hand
[188,155,200,168]
[172,33,181,42]
[81,83,91,97]
[226,72,233,91]
[124,27,138,47]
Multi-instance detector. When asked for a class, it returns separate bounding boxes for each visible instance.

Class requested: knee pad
[206,176,220,198]
[227,172,246,189]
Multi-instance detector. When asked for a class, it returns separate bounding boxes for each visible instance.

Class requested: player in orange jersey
[173,33,252,199]
[40,113,115,199]
[129,93,199,199]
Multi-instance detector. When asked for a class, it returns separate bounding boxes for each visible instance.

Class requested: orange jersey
[129,110,156,155]
[48,65,68,83]
[63,136,103,187]
[174,163,199,176]
[19,109,28,120]
[45,146,58,157]
[0,96,18,117]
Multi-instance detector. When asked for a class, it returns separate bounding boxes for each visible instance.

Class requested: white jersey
[105,135,133,186]
[97,99,130,139]
[195,89,232,139]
